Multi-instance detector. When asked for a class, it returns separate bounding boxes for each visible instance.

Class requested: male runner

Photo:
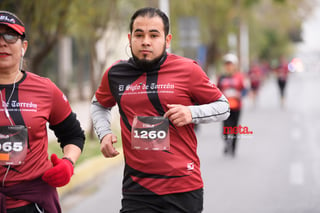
[91,7,229,213]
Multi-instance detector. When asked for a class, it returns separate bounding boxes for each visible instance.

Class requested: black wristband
[62,157,74,166]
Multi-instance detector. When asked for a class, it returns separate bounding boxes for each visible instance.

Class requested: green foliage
[0,0,76,75]
[248,0,313,61]
[273,0,286,3]
[0,0,314,76]
[48,133,122,166]
[244,0,260,7]
[170,0,313,69]
[48,137,101,166]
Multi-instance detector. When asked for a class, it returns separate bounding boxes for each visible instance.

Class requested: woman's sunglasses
[0,32,22,44]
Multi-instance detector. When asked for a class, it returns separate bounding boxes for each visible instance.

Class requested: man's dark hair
[129,7,170,36]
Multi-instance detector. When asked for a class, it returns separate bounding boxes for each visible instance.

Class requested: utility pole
[240,21,249,72]
[58,37,72,97]
[159,0,169,17]
[159,0,171,52]
[234,0,249,72]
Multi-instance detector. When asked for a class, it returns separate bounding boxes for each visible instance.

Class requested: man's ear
[165,34,172,49]
[128,33,131,47]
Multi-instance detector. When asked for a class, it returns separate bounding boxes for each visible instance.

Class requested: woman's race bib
[0,125,28,165]
[131,116,170,151]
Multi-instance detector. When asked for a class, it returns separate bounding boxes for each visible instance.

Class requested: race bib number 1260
[131,116,170,151]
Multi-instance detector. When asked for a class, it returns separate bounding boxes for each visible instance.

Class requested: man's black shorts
[120,188,203,213]
[7,203,41,213]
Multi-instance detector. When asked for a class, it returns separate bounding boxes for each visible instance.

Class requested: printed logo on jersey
[1,100,38,112]
[62,94,68,102]
[187,162,194,171]
[207,80,215,88]
[118,82,175,96]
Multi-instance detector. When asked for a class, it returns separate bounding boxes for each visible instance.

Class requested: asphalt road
[61,69,320,213]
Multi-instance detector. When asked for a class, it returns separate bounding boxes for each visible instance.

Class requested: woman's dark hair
[129,7,170,36]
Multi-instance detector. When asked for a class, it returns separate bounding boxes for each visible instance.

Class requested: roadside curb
[57,148,123,197]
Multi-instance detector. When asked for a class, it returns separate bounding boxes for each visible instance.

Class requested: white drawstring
[2,165,10,187]
[35,203,44,213]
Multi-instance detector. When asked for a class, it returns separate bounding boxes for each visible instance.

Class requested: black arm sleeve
[49,112,85,151]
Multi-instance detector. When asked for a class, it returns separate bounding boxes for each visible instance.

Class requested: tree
[169,0,314,73]
[67,0,117,100]
[0,1,75,76]
[249,0,314,62]
[68,0,149,138]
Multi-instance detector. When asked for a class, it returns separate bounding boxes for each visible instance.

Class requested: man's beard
[131,46,166,71]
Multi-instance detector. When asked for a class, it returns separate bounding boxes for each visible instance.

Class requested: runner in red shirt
[248,63,263,106]
[274,56,289,108]
[0,11,85,213]
[217,53,246,157]
[91,7,230,213]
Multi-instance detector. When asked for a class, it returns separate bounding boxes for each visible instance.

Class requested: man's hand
[164,104,192,127]
[100,134,119,158]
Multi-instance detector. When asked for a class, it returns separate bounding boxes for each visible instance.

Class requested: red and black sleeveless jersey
[276,62,289,80]
[0,71,71,184]
[95,53,223,195]
[217,72,245,110]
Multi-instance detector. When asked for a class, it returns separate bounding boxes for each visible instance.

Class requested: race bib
[224,88,240,98]
[0,125,28,165]
[131,116,170,151]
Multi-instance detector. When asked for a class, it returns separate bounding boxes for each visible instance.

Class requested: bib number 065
[0,142,23,152]
[133,130,167,140]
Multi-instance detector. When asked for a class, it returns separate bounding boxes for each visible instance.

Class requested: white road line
[289,116,304,186]
[289,162,304,185]
[308,121,320,187]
